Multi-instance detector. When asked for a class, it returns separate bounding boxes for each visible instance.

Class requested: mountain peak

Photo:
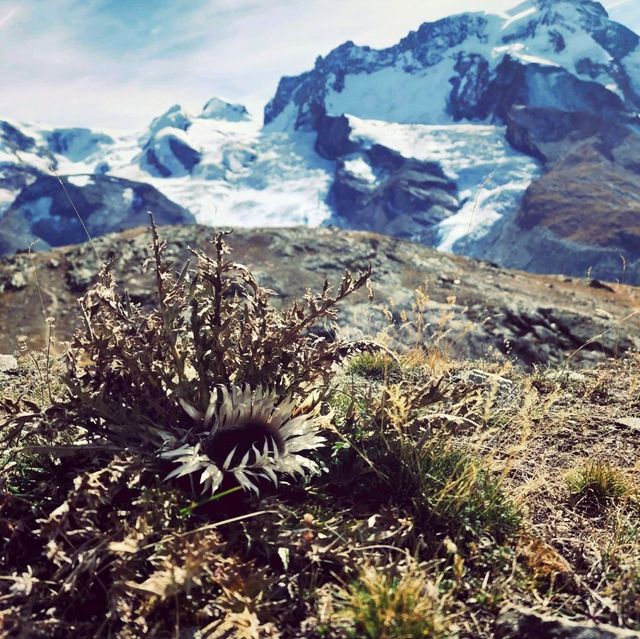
[200,97,250,122]
[264,0,639,130]
[148,104,191,137]
[505,0,608,23]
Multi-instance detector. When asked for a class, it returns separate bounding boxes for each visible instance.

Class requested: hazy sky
[0,0,637,129]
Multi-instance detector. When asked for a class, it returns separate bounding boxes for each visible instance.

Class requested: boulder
[496,606,640,639]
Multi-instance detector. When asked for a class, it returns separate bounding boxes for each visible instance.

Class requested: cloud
[0,0,636,129]
[0,6,20,29]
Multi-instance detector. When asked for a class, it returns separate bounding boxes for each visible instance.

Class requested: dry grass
[1,226,639,637]
[331,561,449,639]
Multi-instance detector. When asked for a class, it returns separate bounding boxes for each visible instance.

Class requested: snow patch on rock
[201,97,250,122]
[67,175,93,187]
[343,157,377,184]
[347,115,541,251]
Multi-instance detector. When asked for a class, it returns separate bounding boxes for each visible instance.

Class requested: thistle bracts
[161,385,328,494]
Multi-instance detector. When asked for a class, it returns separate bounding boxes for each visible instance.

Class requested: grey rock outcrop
[496,606,640,638]
[330,144,459,242]
[314,113,358,160]
[315,114,460,240]
[483,129,640,283]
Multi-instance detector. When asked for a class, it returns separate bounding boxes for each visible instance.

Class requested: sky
[0,0,638,129]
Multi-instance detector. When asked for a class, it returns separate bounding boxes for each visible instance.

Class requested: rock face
[329,142,460,242]
[470,56,628,124]
[505,105,607,163]
[314,114,461,241]
[140,129,202,177]
[314,113,358,160]
[485,142,640,282]
[0,175,194,253]
[1,226,639,370]
[483,104,640,282]
[313,112,538,249]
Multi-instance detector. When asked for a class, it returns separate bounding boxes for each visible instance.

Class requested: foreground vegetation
[0,226,638,638]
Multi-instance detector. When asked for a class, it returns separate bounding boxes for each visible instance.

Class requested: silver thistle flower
[161,443,224,494]
[160,385,327,495]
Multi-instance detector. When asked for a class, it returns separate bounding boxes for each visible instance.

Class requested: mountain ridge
[264,0,640,129]
[1,224,638,369]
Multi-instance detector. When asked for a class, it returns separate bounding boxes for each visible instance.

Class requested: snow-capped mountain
[265,0,640,129]
[1,0,639,282]
[0,99,334,237]
[263,0,640,282]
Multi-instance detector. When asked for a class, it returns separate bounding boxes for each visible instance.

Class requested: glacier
[346,116,541,252]
[0,0,638,262]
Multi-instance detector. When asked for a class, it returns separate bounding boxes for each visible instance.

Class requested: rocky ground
[0,224,638,368]
[0,223,639,638]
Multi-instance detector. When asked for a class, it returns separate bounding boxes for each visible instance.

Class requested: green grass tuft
[567,461,629,510]
[347,352,403,382]
[378,438,521,544]
[332,563,448,639]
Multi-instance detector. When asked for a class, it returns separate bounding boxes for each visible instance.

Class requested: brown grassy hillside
[0,226,639,638]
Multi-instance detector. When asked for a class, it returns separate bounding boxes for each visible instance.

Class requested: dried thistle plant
[4,219,371,498]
